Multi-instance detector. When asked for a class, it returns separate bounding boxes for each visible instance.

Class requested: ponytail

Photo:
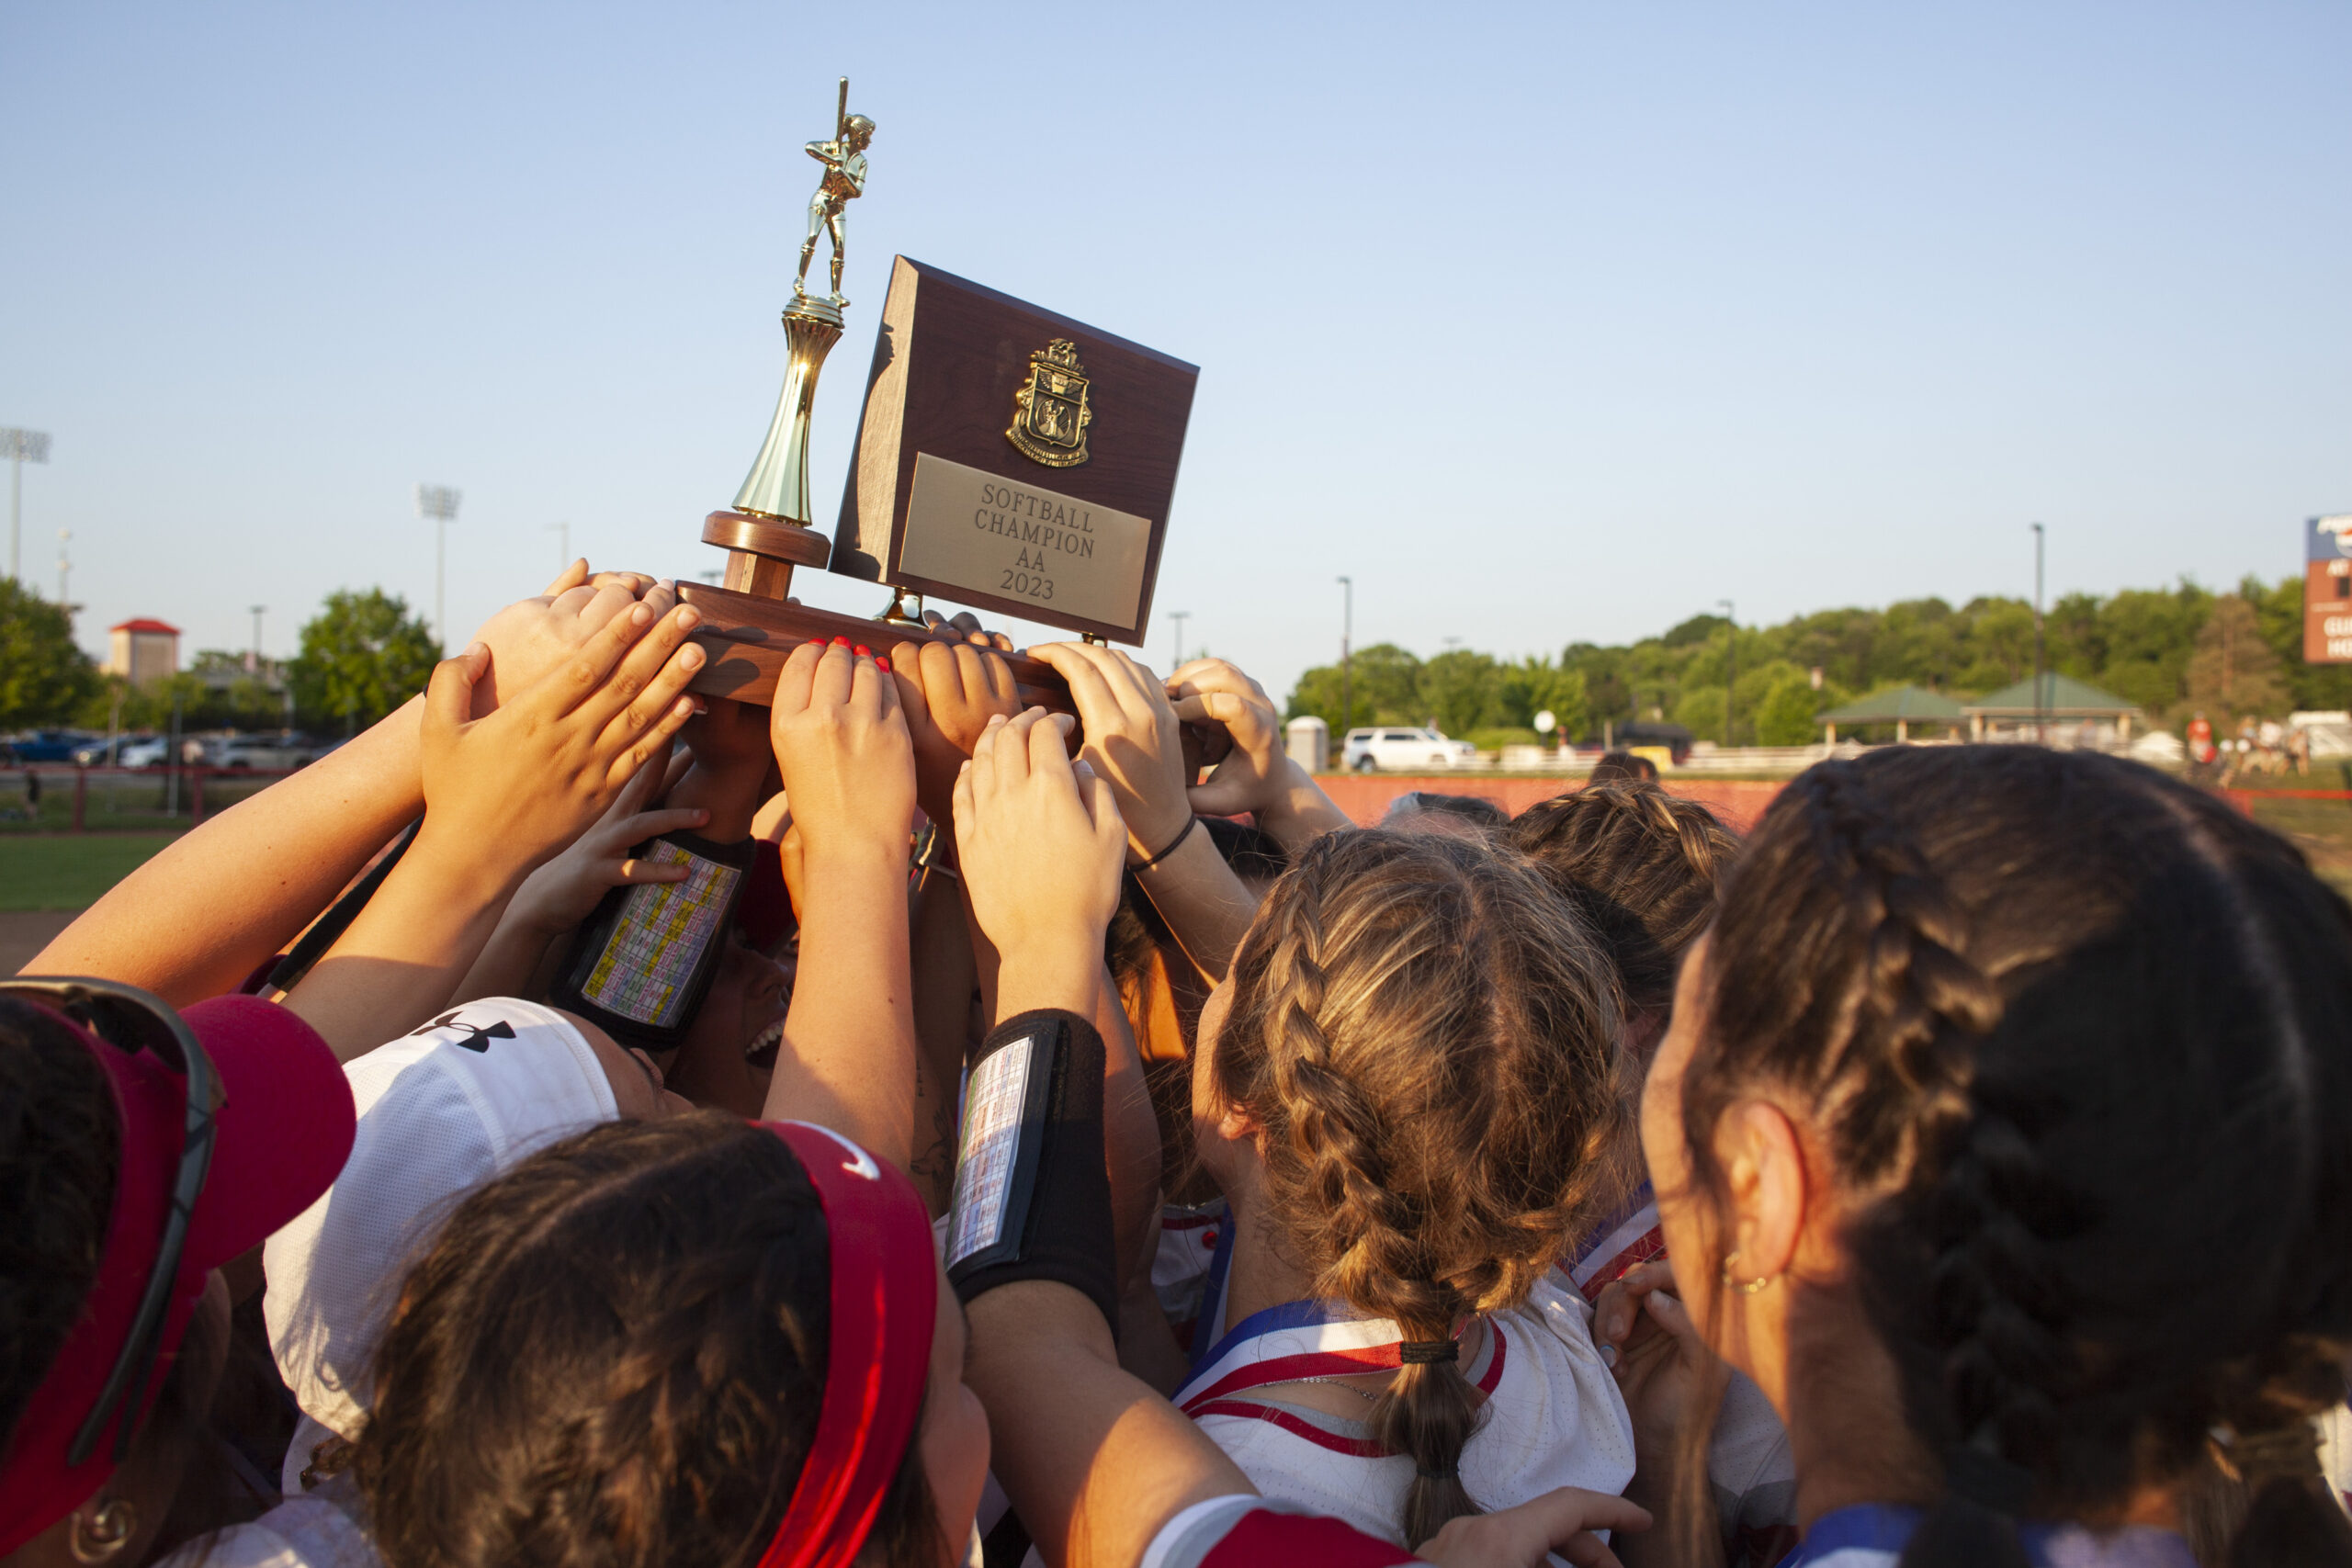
[1369,1324,1483,1544]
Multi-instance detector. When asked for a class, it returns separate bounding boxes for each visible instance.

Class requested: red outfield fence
[1314,774,1791,832]
[1317,779,2351,832]
[4,766,300,832]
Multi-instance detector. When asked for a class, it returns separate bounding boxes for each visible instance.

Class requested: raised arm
[1169,657,1353,856]
[23,563,660,1001]
[757,640,920,1168]
[1033,642,1260,983]
[283,600,707,1057]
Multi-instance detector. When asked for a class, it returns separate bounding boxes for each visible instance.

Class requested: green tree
[2186,593,2290,718]
[1418,649,1501,736]
[1674,685,1725,741]
[1755,669,1826,746]
[0,580,100,728]
[1284,643,1425,731]
[289,589,438,731]
[1497,657,1589,740]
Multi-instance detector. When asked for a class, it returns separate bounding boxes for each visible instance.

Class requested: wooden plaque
[830,256,1198,645]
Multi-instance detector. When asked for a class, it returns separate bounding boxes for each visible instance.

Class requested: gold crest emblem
[1006,339,1093,468]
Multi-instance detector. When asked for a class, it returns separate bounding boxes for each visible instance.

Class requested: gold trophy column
[703,78,872,601]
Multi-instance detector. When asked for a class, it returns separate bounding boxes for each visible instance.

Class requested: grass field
[0,833,181,910]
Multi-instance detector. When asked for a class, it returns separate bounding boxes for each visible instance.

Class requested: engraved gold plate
[1005,339,1093,468]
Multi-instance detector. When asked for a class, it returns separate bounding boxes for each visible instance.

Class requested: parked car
[118,738,173,770]
[206,733,317,771]
[4,731,86,764]
[74,736,152,766]
[1340,726,1479,773]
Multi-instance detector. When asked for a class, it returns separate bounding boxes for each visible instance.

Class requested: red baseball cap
[0,991,356,1552]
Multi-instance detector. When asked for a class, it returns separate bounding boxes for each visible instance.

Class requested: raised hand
[891,637,1023,825]
[767,637,916,864]
[1029,641,1192,865]
[465,570,679,716]
[1417,1486,1653,1568]
[503,739,709,940]
[952,708,1125,1012]
[1167,658,1288,818]
[417,599,706,874]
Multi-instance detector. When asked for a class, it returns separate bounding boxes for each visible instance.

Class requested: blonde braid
[1216,829,1635,1544]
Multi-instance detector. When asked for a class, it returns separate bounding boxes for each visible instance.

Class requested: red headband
[759,1122,939,1568]
[0,1015,187,1551]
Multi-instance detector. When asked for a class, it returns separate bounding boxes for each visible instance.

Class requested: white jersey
[1174,1275,1634,1548]
[153,1495,379,1568]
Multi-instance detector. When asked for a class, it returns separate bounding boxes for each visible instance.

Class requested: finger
[638,578,680,619]
[541,558,591,596]
[1031,643,1127,734]
[770,640,827,725]
[1642,1281,1707,1349]
[1081,768,1125,844]
[1557,1534,1625,1568]
[1592,1280,1635,1347]
[619,806,712,841]
[659,741,695,799]
[752,789,792,844]
[1024,701,1080,795]
[525,595,662,719]
[997,706,1049,788]
[808,638,855,710]
[611,733,676,812]
[615,858,694,886]
[590,605,707,740]
[970,644,1018,710]
[605,694,699,795]
[424,642,492,733]
[947,610,983,636]
[968,712,1012,806]
[951,759,978,856]
[1170,692,1249,728]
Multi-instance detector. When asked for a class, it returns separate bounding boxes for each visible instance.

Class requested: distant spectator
[23,769,40,812]
[1588,750,1658,784]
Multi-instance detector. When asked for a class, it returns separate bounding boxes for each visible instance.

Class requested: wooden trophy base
[680,513,1073,716]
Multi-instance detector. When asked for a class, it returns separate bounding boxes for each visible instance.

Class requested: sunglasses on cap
[0,978,220,1466]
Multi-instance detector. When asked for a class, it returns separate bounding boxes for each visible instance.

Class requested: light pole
[1718,599,1736,748]
[249,605,267,674]
[1337,576,1353,741]
[415,485,462,650]
[55,530,71,607]
[4,427,51,585]
[547,521,571,576]
[1170,611,1190,669]
[2030,523,2046,745]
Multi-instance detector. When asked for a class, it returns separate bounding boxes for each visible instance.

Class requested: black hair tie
[1416,1465,1459,1481]
[1943,1442,2033,1516]
[1397,1339,1458,1365]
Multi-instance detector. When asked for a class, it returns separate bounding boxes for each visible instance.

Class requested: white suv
[1340,727,1478,773]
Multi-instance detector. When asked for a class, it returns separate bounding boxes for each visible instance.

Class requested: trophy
[680,80,1198,707]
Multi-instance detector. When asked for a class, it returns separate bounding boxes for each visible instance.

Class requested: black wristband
[945,1010,1118,1337]
[1130,815,1198,873]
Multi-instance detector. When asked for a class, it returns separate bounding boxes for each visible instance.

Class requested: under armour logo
[445,1020,515,1054]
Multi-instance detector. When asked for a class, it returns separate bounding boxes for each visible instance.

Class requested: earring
[69,1496,137,1564]
[1721,1251,1781,1295]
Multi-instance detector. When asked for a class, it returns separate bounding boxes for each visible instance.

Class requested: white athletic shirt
[153,1494,379,1568]
[1175,1272,1634,1547]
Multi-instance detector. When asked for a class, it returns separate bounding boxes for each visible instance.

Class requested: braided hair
[1210,829,1636,1543]
[1681,746,2352,1568]
[1507,780,1741,1025]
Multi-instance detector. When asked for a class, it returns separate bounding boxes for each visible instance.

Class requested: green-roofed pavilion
[1817,684,1964,743]
[1960,673,2143,740]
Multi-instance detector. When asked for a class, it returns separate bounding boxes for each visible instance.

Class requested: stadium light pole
[1337,576,1353,741]
[249,604,266,674]
[547,520,570,575]
[1169,610,1190,669]
[1719,599,1736,748]
[55,529,70,606]
[415,484,462,651]
[2031,523,2046,745]
[4,427,51,584]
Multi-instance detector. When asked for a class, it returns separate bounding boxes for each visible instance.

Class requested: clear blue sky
[5,1,2345,708]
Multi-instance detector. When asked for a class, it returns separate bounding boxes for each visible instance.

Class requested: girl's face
[662,931,797,1118]
[1640,933,1723,1345]
[1186,975,1255,1192]
[919,1258,991,1564]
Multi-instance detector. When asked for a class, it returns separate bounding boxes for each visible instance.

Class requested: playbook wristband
[944,1009,1118,1336]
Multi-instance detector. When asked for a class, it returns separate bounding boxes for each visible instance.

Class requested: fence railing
[0,765,300,832]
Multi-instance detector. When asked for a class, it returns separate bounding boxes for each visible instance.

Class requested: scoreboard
[2307,515,2352,664]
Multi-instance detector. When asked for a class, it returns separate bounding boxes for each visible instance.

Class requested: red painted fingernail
[807,637,826,647]
[876,656,891,673]
[831,636,851,647]
[853,644,871,658]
